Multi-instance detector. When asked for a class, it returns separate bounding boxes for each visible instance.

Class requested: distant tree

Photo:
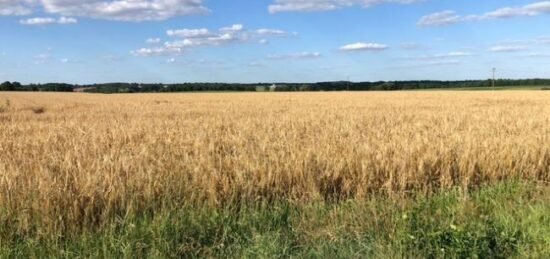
[11,82,22,90]
[0,81,14,91]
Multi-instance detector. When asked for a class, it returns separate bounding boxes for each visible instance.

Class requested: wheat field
[0,91,549,244]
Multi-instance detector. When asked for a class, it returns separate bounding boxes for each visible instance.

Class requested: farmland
[0,91,549,257]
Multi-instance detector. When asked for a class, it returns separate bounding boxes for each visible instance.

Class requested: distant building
[270,84,278,91]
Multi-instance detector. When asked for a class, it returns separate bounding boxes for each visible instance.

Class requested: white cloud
[268,0,422,14]
[417,10,461,26]
[0,0,33,16]
[220,24,244,33]
[488,45,528,52]
[256,28,285,36]
[268,52,321,59]
[134,24,296,57]
[20,16,77,25]
[167,28,211,38]
[146,38,162,44]
[1,0,209,22]
[340,42,388,51]
[256,28,297,37]
[437,51,472,58]
[419,1,550,26]
[131,47,183,57]
[20,17,55,25]
[58,16,77,24]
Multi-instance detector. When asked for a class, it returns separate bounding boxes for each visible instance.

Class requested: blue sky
[1,0,550,84]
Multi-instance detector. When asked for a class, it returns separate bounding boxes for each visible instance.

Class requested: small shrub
[541,87,550,90]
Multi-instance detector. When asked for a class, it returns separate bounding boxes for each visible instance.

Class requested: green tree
[0,81,14,91]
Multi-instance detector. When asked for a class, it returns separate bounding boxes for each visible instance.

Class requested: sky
[1,0,550,84]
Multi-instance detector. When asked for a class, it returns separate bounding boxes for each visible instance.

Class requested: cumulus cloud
[220,24,244,33]
[20,16,77,25]
[418,1,550,26]
[0,0,34,16]
[132,24,296,57]
[340,42,388,51]
[268,0,422,14]
[166,28,211,38]
[1,0,209,21]
[268,52,321,59]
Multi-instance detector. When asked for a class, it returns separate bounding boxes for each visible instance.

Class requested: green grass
[1,181,548,258]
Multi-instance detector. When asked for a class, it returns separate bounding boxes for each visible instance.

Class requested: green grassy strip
[1,181,548,258]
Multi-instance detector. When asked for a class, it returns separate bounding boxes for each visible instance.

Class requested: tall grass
[0,91,549,256]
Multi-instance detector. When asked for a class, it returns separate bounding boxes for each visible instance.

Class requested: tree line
[1,82,73,92]
[2,79,550,93]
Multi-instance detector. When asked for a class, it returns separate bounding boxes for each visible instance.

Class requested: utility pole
[493,67,497,91]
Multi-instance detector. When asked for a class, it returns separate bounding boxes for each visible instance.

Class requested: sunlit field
[0,91,549,257]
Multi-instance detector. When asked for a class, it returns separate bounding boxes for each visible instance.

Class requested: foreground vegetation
[0,92,549,257]
[1,182,548,258]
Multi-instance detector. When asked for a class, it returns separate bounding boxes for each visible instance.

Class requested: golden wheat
[0,91,549,235]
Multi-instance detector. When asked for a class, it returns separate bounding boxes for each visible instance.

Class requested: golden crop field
[0,91,549,238]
